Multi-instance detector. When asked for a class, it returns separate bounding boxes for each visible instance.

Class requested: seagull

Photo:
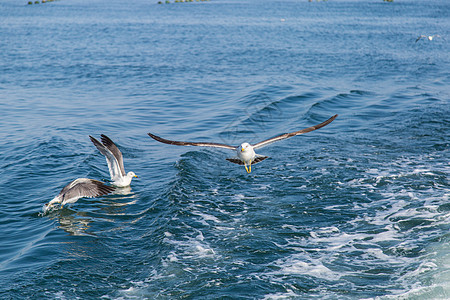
[416,35,441,42]
[148,114,338,173]
[90,134,137,187]
[43,178,115,213]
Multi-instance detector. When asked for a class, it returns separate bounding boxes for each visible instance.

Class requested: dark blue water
[1,0,449,298]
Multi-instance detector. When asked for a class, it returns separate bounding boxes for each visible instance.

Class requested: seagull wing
[226,158,245,165]
[226,155,268,165]
[416,35,426,42]
[253,155,269,164]
[90,136,124,180]
[61,178,115,202]
[252,114,338,150]
[100,134,126,176]
[147,133,236,150]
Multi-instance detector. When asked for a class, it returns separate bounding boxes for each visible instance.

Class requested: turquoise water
[0,0,449,298]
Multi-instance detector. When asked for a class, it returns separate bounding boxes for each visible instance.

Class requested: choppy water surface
[0,0,449,298]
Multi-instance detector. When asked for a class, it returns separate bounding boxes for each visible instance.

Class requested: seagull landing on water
[90,134,137,187]
[43,178,115,213]
[416,35,442,42]
[148,114,338,174]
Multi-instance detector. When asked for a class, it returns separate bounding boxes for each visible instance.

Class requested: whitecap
[270,255,341,281]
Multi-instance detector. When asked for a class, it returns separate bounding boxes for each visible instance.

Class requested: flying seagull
[43,178,115,213]
[90,134,137,187]
[148,114,338,173]
[415,35,441,42]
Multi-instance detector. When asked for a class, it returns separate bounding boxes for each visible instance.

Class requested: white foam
[369,225,400,243]
[234,194,246,200]
[281,224,299,231]
[163,230,218,260]
[167,251,178,262]
[307,231,367,251]
[262,288,299,300]
[270,255,341,281]
[124,153,449,299]
[191,210,221,224]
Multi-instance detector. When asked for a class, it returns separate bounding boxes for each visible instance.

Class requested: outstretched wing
[252,114,338,150]
[62,178,115,202]
[148,133,236,150]
[90,136,124,180]
[100,134,126,176]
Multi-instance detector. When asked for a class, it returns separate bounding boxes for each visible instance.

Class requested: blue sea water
[0,0,449,298]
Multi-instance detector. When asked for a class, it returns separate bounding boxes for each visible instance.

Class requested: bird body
[148,114,338,173]
[90,135,137,187]
[234,142,257,173]
[43,178,115,213]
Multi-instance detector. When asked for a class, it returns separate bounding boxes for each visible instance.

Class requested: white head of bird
[127,171,138,179]
[238,143,255,161]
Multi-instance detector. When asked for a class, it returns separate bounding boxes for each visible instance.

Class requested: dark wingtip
[93,180,115,196]
[90,135,102,145]
[330,114,338,122]
[100,134,115,147]
[147,133,168,144]
[315,114,338,130]
[103,185,116,195]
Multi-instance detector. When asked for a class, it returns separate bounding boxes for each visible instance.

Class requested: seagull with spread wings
[415,35,442,42]
[90,134,138,187]
[148,114,338,173]
[43,178,115,213]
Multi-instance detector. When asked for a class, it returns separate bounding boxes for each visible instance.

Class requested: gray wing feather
[101,134,126,176]
[148,133,236,150]
[62,178,115,202]
[90,135,124,179]
[252,114,338,150]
